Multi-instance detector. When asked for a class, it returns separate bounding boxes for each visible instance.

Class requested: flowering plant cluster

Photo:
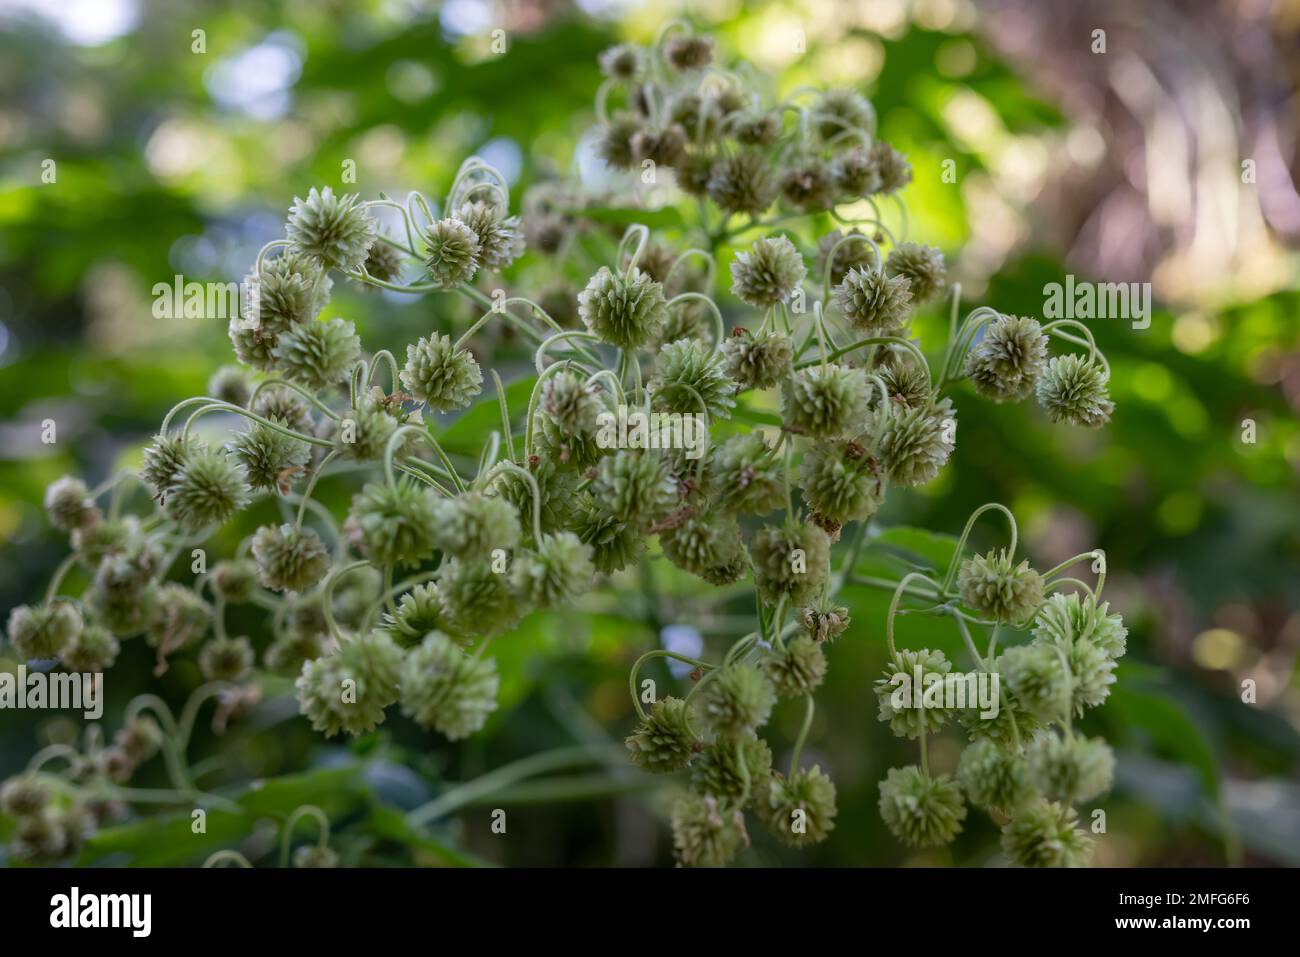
[3,25,1120,867]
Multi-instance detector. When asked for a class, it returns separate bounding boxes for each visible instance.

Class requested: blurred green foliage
[1,0,1297,867]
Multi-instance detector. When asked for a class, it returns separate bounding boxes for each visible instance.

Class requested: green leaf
[1109,684,1221,797]
[365,803,489,867]
[77,765,370,867]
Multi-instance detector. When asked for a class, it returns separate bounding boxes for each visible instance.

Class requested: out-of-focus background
[1,0,1297,866]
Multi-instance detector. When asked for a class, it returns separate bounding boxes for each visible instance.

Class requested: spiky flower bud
[782,364,870,440]
[625,696,700,773]
[233,252,333,369]
[649,337,737,419]
[598,43,644,81]
[750,520,831,607]
[878,359,932,409]
[141,432,203,502]
[798,440,886,526]
[589,450,675,526]
[334,389,422,462]
[879,397,955,487]
[1061,636,1117,714]
[707,150,776,217]
[6,601,81,660]
[870,141,913,193]
[1001,799,1093,868]
[660,510,748,586]
[630,123,688,168]
[398,333,483,412]
[731,110,781,147]
[964,314,1049,402]
[762,765,838,847]
[833,145,883,197]
[701,663,776,737]
[230,421,310,493]
[295,631,403,737]
[959,673,1044,747]
[437,558,522,637]
[512,532,595,607]
[358,237,405,286]
[999,644,1071,722]
[664,35,713,71]
[204,366,249,407]
[377,583,448,647]
[539,370,602,443]
[10,810,70,863]
[44,476,99,533]
[1026,732,1114,804]
[286,186,376,272]
[1033,592,1127,660]
[778,159,837,212]
[834,266,912,335]
[490,460,578,533]
[85,549,159,637]
[199,635,255,682]
[958,548,1045,624]
[210,559,259,604]
[691,734,773,806]
[145,583,211,653]
[671,793,746,867]
[399,631,500,740]
[422,217,481,288]
[875,648,954,739]
[956,738,1033,814]
[710,433,784,514]
[272,317,361,390]
[597,111,641,170]
[0,775,50,818]
[62,623,120,673]
[1036,354,1114,427]
[764,635,828,698]
[251,523,331,593]
[428,491,521,562]
[347,479,441,568]
[457,200,524,271]
[71,518,132,569]
[886,242,946,304]
[879,766,966,848]
[814,88,875,143]
[730,236,806,309]
[721,329,793,390]
[163,449,251,532]
[573,496,646,574]
[250,385,315,435]
[578,266,668,349]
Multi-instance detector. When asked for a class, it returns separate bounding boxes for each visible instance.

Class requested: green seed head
[399,631,500,740]
[1036,353,1114,427]
[286,186,377,272]
[578,266,668,349]
[729,236,806,309]
[749,520,831,607]
[700,663,776,738]
[625,696,700,774]
[252,523,331,593]
[958,548,1045,624]
[761,765,838,847]
[1000,799,1093,868]
[878,766,967,848]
